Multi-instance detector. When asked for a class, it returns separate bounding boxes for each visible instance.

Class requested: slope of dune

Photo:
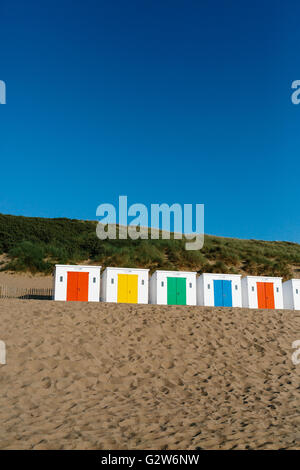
[1,213,300,279]
[0,299,299,450]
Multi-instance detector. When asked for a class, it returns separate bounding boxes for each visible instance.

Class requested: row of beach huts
[53,265,300,310]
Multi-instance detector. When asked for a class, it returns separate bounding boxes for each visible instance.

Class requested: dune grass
[0,213,299,279]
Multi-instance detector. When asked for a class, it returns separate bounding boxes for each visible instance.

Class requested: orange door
[77,272,89,301]
[257,282,275,309]
[67,272,89,301]
[257,282,266,308]
[265,283,275,309]
[67,272,78,301]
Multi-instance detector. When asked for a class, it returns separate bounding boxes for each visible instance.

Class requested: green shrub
[7,241,51,273]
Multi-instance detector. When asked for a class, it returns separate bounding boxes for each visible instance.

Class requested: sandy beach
[0,299,299,450]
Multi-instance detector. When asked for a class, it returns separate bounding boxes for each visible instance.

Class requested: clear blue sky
[0,0,299,242]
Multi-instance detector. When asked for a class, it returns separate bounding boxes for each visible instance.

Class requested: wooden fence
[0,285,53,300]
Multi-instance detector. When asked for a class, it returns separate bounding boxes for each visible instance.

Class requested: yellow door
[117,274,138,303]
[127,274,138,303]
[117,274,128,303]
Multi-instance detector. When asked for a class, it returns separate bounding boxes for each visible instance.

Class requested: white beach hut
[283,279,300,310]
[149,270,197,306]
[53,265,101,302]
[101,267,149,304]
[197,273,242,307]
[241,276,283,309]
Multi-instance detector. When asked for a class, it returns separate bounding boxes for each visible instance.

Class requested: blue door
[213,280,223,306]
[213,280,232,307]
[222,280,232,307]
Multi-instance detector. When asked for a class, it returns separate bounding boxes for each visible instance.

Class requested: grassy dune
[0,213,300,279]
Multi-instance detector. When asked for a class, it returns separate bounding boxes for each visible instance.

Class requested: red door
[67,272,78,301]
[67,272,89,301]
[257,282,266,309]
[257,282,274,309]
[77,272,89,301]
[265,283,275,309]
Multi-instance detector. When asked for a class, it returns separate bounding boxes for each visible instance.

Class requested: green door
[167,277,177,305]
[176,277,186,305]
[167,277,186,305]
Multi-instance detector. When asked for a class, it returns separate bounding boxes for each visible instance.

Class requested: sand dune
[0,299,299,450]
[0,272,52,289]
